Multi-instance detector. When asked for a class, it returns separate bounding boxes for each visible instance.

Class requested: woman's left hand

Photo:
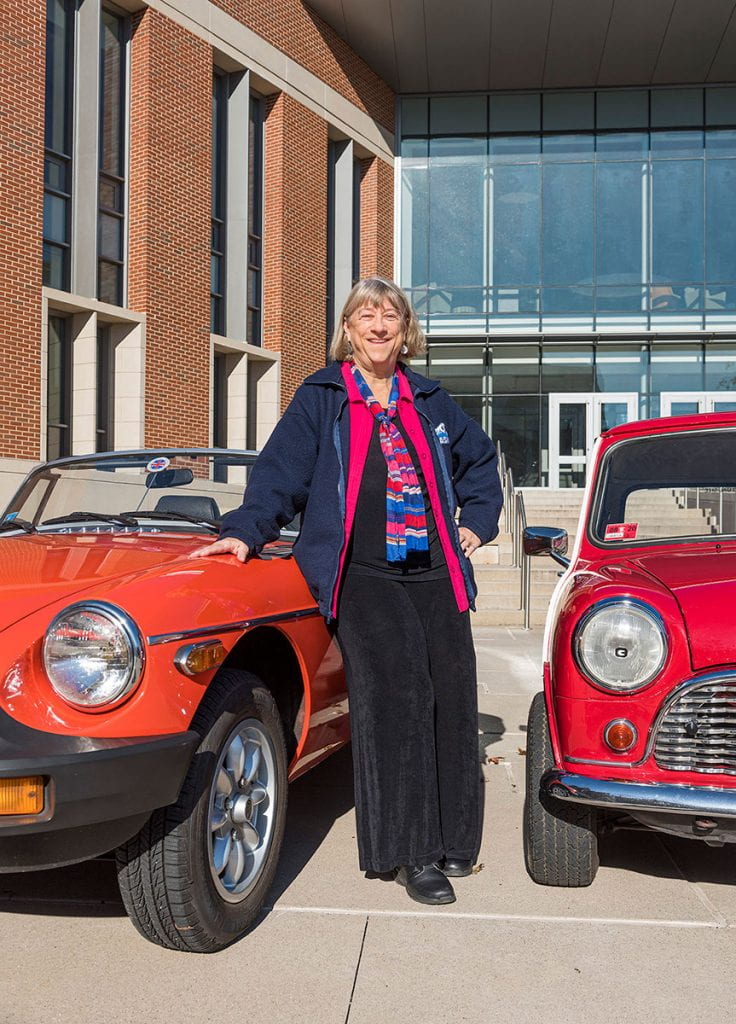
[458,527,482,557]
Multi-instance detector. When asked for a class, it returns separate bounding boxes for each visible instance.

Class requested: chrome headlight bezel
[43,600,145,711]
[572,597,668,693]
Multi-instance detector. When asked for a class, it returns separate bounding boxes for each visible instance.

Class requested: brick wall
[213,0,394,133]
[263,92,329,409]
[0,2,44,459]
[128,9,211,447]
[359,156,394,281]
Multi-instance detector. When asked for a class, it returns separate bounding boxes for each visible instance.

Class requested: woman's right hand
[187,537,250,562]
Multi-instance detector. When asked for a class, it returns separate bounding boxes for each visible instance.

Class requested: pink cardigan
[330,361,469,618]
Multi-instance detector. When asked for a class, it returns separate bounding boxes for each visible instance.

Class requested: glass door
[549,393,638,488]
[661,392,736,416]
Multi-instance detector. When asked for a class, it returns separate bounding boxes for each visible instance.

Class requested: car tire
[115,668,288,952]
[523,691,599,887]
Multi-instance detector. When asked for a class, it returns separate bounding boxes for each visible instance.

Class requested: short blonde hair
[329,277,427,363]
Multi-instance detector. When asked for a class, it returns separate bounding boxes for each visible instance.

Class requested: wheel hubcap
[207,719,277,902]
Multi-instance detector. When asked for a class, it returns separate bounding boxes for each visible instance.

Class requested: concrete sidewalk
[2,627,736,1024]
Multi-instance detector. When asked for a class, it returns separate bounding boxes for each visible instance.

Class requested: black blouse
[346,411,448,580]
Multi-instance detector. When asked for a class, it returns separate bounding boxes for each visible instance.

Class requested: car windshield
[592,428,736,545]
[0,450,271,536]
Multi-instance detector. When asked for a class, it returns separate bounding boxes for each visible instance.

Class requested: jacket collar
[303,361,441,397]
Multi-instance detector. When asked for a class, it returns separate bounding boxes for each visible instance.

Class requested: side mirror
[523,526,570,568]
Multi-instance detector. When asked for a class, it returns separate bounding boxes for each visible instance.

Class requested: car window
[592,428,736,544]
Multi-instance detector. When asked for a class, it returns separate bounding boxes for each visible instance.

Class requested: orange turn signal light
[0,776,44,815]
[174,640,226,677]
[604,719,637,753]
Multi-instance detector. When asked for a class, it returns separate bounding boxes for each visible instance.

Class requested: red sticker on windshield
[605,522,638,541]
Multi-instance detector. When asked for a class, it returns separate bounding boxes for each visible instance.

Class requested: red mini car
[0,449,348,952]
[524,412,736,886]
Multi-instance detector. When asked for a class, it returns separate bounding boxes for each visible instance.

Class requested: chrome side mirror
[523,526,570,568]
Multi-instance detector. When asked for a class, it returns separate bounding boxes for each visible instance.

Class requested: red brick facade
[359,156,394,282]
[0,0,395,468]
[0,1,45,458]
[262,93,329,411]
[212,0,394,133]
[128,9,212,447]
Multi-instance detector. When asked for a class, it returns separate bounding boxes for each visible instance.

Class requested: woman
[191,277,502,905]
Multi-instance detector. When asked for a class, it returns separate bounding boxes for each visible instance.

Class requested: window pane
[650,344,703,394]
[706,129,736,156]
[596,162,644,302]
[45,0,73,155]
[490,395,540,486]
[705,343,736,390]
[542,163,594,304]
[47,315,71,458]
[650,130,704,157]
[98,261,121,306]
[542,345,594,393]
[488,135,540,161]
[542,134,594,160]
[492,163,540,286]
[706,160,736,284]
[43,243,66,289]
[427,345,484,393]
[44,154,68,192]
[595,345,647,392]
[99,212,122,260]
[491,344,539,393]
[43,192,67,244]
[428,137,486,287]
[652,160,704,285]
[100,10,124,177]
[595,132,648,158]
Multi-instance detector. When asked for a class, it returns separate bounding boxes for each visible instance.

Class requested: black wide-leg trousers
[335,572,482,874]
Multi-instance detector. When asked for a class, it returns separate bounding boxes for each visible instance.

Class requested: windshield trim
[588,426,736,552]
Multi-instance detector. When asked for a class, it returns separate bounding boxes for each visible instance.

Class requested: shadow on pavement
[0,854,124,917]
[267,743,356,903]
[600,826,735,886]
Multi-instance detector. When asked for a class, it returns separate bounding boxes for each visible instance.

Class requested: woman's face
[344,300,405,377]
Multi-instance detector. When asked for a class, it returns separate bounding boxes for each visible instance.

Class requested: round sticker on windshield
[146,456,171,473]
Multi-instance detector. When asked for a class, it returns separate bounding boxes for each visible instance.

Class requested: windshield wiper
[121,511,220,533]
[42,511,140,528]
[0,517,36,533]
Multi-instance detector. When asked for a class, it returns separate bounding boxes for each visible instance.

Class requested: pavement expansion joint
[264,904,733,929]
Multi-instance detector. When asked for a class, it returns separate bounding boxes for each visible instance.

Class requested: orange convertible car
[0,449,348,952]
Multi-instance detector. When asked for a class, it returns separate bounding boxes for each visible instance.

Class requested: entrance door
[549,393,639,488]
[660,391,736,416]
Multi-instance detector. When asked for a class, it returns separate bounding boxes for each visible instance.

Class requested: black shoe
[441,857,474,877]
[394,863,456,905]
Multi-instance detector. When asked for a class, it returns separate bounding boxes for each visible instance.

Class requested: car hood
[631,549,736,670]
[0,534,194,632]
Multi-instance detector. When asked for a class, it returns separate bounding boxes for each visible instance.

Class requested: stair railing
[494,441,532,630]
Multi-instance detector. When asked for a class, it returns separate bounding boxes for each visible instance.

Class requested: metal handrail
[494,441,532,630]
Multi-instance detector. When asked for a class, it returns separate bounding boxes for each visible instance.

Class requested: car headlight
[43,602,144,709]
[573,599,666,692]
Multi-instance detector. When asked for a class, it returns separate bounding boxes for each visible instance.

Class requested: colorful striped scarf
[350,363,429,563]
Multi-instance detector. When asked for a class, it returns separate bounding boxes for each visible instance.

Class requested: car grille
[654,680,736,774]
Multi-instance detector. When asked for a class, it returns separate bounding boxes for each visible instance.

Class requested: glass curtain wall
[412,338,736,486]
[400,88,736,333]
[98,8,127,306]
[44,0,75,291]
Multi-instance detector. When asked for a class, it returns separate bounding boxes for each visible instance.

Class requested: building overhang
[305,0,736,95]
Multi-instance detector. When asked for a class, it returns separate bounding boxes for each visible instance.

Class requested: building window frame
[46,313,73,460]
[211,69,228,335]
[43,0,76,292]
[97,5,128,307]
[247,93,265,346]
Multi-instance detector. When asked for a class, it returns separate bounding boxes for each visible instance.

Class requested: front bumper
[543,769,736,841]
[0,707,198,872]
